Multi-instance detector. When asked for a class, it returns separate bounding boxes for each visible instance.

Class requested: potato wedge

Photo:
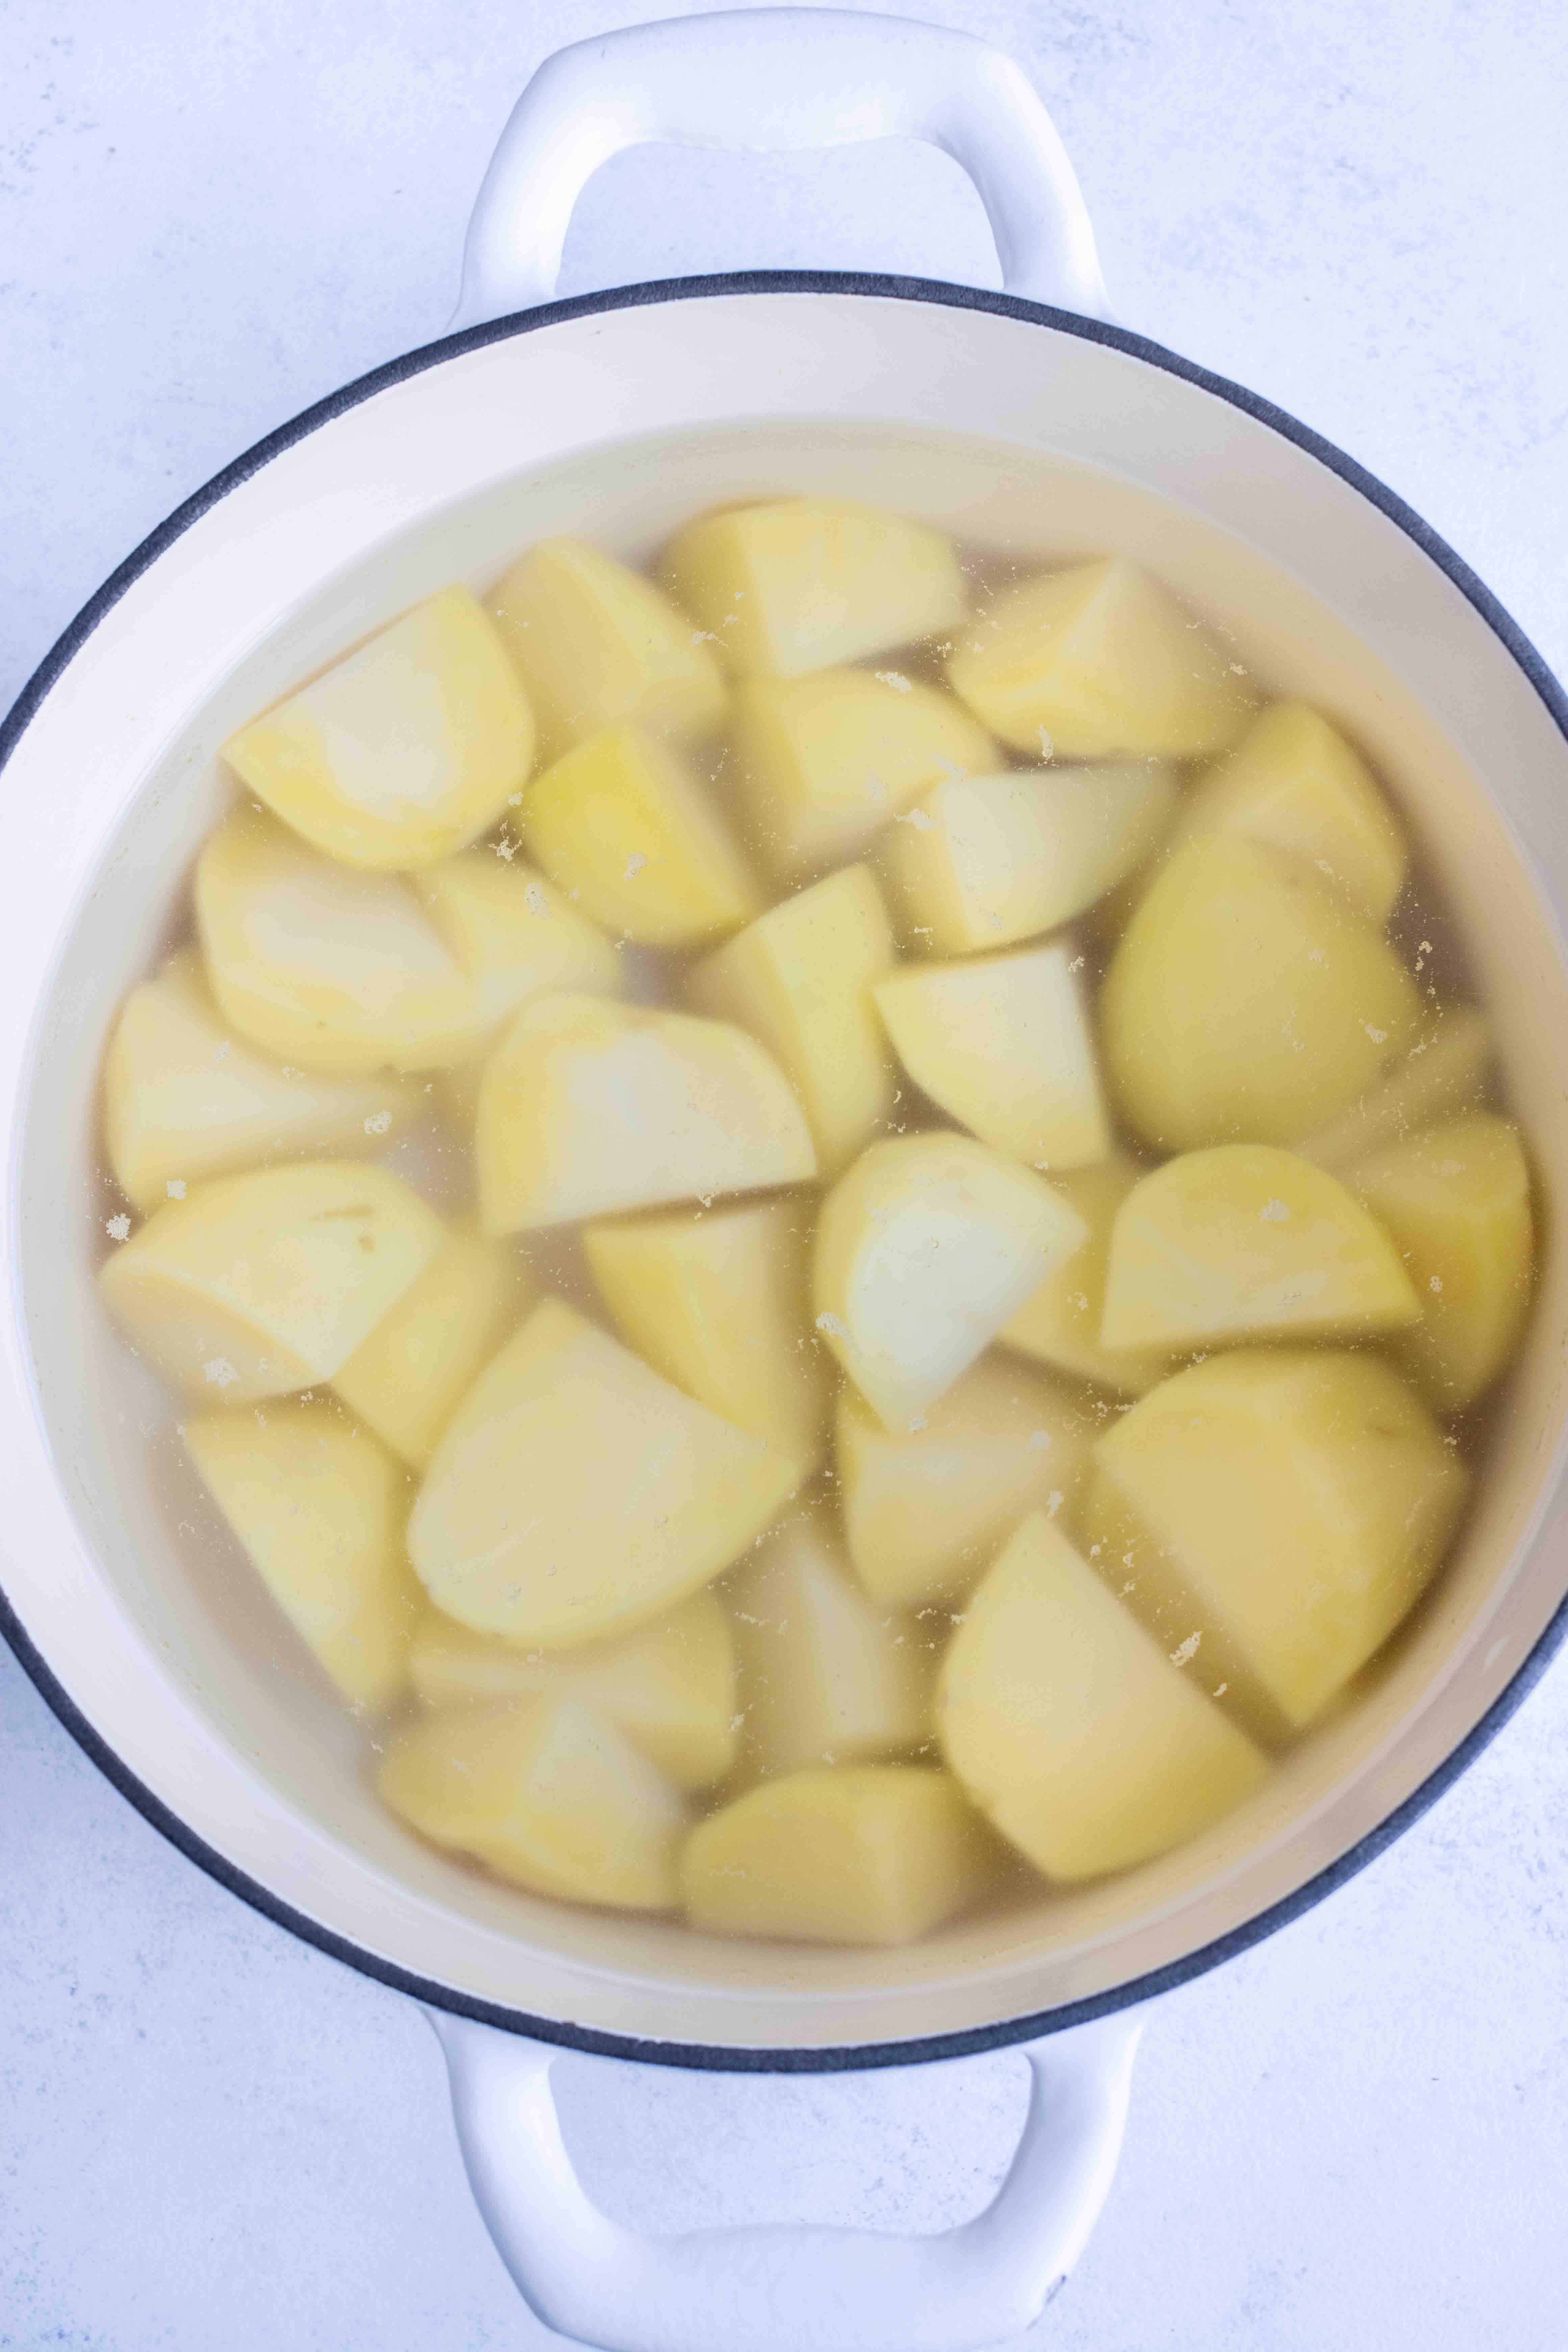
[333,1220,535,1469]
[412,847,626,1028]
[1001,1158,1172,1396]
[409,1298,803,1647]
[1296,1006,1492,1171]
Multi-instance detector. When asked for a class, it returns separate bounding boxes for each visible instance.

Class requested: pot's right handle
[428,2007,1142,2352]
[452,7,1109,329]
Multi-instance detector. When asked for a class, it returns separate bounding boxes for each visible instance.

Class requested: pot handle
[451,7,1109,329]
[426,2006,1141,2352]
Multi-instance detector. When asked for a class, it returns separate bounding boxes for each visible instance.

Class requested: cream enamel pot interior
[5,13,1568,2349]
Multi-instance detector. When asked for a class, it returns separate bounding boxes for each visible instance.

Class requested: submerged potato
[332,1220,535,1470]
[1001,1157,1173,1397]
[1297,1006,1492,1171]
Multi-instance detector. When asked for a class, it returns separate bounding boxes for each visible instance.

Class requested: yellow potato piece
[681,1765,1001,1946]
[838,1353,1093,1611]
[584,1195,831,1466]
[947,557,1256,759]
[1085,1349,1470,1738]
[1101,833,1423,1151]
[222,585,534,869]
[412,847,626,1028]
[196,805,486,1074]
[476,994,816,1232]
[409,1298,803,1648]
[490,536,726,759]
[102,949,421,1214]
[878,760,1177,954]
[1001,1158,1172,1396]
[813,1133,1088,1432]
[519,723,759,947]
[100,1161,445,1402]
[185,1399,420,1711]
[332,1220,536,1469]
[379,1696,685,1909]
[1350,1111,1535,1408]
[409,1592,736,1790]
[874,943,1110,1172]
[687,864,898,1176]
[728,669,997,883]
[1100,1144,1421,1351]
[726,1506,934,1784]
[1176,700,1407,924]
[940,1514,1268,1880]
[661,498,967,679]
[1296,1006,1492,1171]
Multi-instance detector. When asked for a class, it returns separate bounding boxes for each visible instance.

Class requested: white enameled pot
[3,13,1568,2349]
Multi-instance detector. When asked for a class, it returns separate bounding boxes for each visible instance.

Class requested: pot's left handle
[427,2007,1141,2352]
[451,7,1109,328]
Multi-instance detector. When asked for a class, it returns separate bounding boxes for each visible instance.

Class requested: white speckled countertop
[4,4,1568,2345]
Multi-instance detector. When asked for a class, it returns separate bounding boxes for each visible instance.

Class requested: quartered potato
[490,536,726,758]
[409,1591,736,1790]
[185,1398,420,1711]
[947,557,1256,759]
[1101,833,1423,1151]
[1099,1144,1420,1351]
[687,864,898,1176]
[1085,1349,1470,1739]
[1350,1111,1535,1408]
[873,942,1111,1172]
[878,760,1177,954]
[411,847,626,1028]
[728,669,996,882]
[681,1765,1002,1946]
[813,1133,1088,1432]
[1001,1157,1173,1396]
[1176,700,1407,924]
[726,1506,933,1783]
[1296,1005,1492,1171]
[100,1161,445,1401]
[409,1298,803,1648]
[223,585,534,869]
[584,1195,831,1466]
[661,498,967,678]
[518,723,759,947]
[477,994,816,1231]
[103,949,421,1213]
[940,1514,1268,1880]
[332,1220,535,1470]
[838,1353,1093,1611]
[379,1696,686,1909]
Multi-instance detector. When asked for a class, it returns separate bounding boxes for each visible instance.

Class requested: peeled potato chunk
[874,943,1110,1172]
[412,847,626,1030]
[681,1765,1000,1945]
[409,1298,803,1648]
[584,1196,831,1465]
[477,994,816,1232]
[813,1133,1088,1431]
[878,760,1176,954]
[728,669,996,882]
[1350,1111,1534,1408]
[410,1592,736,1790]
[1297,1006,1492,1171]
[661,498,967,679]
[100,1161,444,1401]
[1002,1158,1172,1396]
[838,1353,1093,1611]
[379,1696,685,1909]
[222,585,534,869]
[1100,1144,1420,1352]
[947,557,1256,759]
[1176,700,1407,924]
[102,949,421,1213]
[687,864,898,1176]
[185,1399,420,1710]
[1085,1349,1470,1738]
[940,1514,1268,1880]
[519,724,759,947]
[1101,833,1423,1151]
[333,1220,535,1469]
[490,536,726,759]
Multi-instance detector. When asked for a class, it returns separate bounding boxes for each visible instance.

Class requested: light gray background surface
[3,3,1568,2345]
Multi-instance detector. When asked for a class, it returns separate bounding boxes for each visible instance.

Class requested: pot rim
[4,267,1566,2075]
